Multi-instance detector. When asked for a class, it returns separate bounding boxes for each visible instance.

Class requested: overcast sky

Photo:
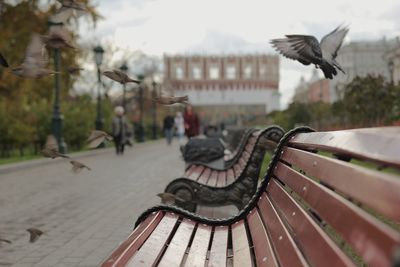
[80,0,400,108]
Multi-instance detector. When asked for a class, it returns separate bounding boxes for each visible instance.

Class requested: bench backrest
[256,127,400,267]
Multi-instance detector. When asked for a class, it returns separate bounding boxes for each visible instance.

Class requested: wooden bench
[101,126,400,267]
[185,128,257,169]
[165,126,284,212]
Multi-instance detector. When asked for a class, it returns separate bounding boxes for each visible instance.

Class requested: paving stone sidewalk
[0,140,184,267]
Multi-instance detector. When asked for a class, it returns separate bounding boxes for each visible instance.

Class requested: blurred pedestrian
[163,113,175,145]
[174,111,185,144]
[112,106,129,155]
[183,105,200,138]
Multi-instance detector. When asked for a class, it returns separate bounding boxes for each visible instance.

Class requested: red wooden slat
[238,157,246,169]
[188,166,205,180]
[158,219,196,267]
[267,179,355,267]
[197,168,211,184]
[258,193,308,267]
[233,164,242,177]
[208,226,229,267]
[289,127,400,168]
[282,147,400,222]
[184,224,212,267]
[184,165,197,177]
[232,221,252,267]
[127,213,179,267]
[216,171,227,187]
[247,209,279,267]
[274,162,400,267]
[226,169,235,185]
[207,170,219,186]
[245,143,254,153]
[101,212,162,267]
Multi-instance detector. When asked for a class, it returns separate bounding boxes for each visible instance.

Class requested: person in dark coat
[163,114,175,145]
[112,106,130,155]
[183,105,200,138]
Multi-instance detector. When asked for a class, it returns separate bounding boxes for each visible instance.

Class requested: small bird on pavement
[0,238,11,244]
[103,70,140,84]
[270,25,349,79]
[154,95,189,106]
[70,160,91,174]
[0,52,9,68]
[41,135,69,159]
[26,228,44,243]
[87,130,113,149]
[157,193,186,205]
[42,26,76,49]
[3,34,58,78]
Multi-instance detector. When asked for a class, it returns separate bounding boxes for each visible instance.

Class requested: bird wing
[24,34,48,68]
[45,135,59,151]
[49,6,74,23]
[88,136,105,149]
[0,53,9,68]
[103,71,122,83]
[284,35,322,61]
[320,26,349,60]
[270,38,304,61]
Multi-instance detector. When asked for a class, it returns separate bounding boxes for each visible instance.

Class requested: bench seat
[102,126,400,267]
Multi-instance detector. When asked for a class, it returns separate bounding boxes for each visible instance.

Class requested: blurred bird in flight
[0,238,11,244]
[87,130,113,149]
[50,0,87,24]
[270,25,349,79]
[42,26,76,49]
[70,160,91,174]
[157,192,186,205]
[154,95,189,106]
[26,228,44,243]
[1,34,58,78]
[41,135,69,159]
[103,70,140,84]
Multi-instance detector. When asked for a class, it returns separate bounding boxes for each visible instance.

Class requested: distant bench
[102,126,400,267]
[164,126,284,212]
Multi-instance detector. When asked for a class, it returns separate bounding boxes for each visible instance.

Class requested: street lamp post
[49,20,67,153]
[151,81,158,139]
[93,45,104,132]
[119,62,128,110]
[136,74,145,142]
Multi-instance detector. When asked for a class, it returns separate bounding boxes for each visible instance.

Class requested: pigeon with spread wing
[70,160,91,174]
[270,25,349,79]
[87,130,113,149]
[40,135,69,159]
[103,70,140,85]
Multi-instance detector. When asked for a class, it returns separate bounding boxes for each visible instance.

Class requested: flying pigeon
[49,0,86,24]
[157,192,186,205]
[40,135,69,159]
[70,160,91,174]
[0,238,11,244]
[26,228,44,243]
[42,26,76,49]
[5,34,58,78]
[87,130,113,149]
[153,95,189,106]
[103,70,140,84]
[270,25,349,79]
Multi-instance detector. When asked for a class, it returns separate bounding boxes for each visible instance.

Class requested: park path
[0,140,184,267]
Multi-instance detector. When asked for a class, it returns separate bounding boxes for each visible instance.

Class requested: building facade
[163,54,280,122]
[292,70,330,104]
[385,45,400,85]
[330,38,400,101]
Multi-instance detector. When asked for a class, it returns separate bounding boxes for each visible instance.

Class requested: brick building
[292,70,330,104]
[163,54,280,123]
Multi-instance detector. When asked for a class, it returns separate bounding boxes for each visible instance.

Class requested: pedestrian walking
[112,106,130,155]
[183,105,200,138]
[163,113,175,145]
[174,111,185,144]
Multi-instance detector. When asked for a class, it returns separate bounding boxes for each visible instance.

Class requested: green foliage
[269,75,400,130]
[0,0,102,157]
